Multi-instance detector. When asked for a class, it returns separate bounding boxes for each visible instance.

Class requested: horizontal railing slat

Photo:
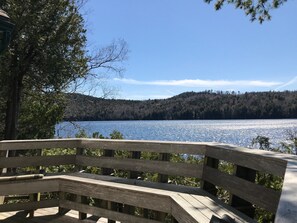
[0,155,76,168]
[59,177,172,213]
[0,139,81,151]
[76,155,203,178]
[202,166,281,212]
[0,178,59,196]
[0,199,58,212]
[59,200,161,223]
[81,139,206,155]
[205,144,287,176]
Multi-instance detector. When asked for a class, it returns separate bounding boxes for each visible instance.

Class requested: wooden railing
[0,138,296,222]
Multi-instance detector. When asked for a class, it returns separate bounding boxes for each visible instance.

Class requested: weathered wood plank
[0,200,58,212]
[76,155,203,178]
[205,144,287,176]
[69,172,204,195]
[202,166,281,212]
[190,193,256,223]
[171,194,209,223]
[81,139,206,155]
[178,194,216,220]
[0,155,76,168]
[60,200,161,223]
[59,177,172,213]
[0,178,59,196]
[275,160,297,223]
[0,139,81,151]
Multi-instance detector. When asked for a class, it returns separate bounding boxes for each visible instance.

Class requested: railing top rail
[1,138,296,162]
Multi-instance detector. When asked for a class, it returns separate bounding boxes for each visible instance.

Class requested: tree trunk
[4,72,23,173]
[4,73,23,140]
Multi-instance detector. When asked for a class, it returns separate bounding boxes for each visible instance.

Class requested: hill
[64,91,297,121]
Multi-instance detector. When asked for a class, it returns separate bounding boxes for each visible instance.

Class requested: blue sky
[81,0,297,100]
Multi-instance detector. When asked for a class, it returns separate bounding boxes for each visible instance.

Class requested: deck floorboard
[0,207,114,223]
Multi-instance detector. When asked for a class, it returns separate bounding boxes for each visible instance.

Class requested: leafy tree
[18,91,66,139]
[0,0,128,140]
[205,0,287,23]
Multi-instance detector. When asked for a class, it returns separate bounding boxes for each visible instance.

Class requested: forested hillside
[64,91,297,121]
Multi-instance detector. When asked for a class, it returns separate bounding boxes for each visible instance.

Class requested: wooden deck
[0,207,113,223]
[1,139,297,222]
[0,174,254,223]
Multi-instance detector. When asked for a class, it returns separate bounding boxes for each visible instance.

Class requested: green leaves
[206,0,287,23]
[0,0,128,140]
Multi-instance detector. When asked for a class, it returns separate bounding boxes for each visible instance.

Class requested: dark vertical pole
[101,149,114,175]
[128,151,141,179]
[101,149,116,223]
[77,195,88,220]
[202,156,219,196]
[156,153,171,221]
[124,151,142,217]
[230,165,256,218]
[75,147,85,172]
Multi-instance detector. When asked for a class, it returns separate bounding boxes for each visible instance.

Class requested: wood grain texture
[59,177,172,213]
[80,139,207,155]
[0,178,59,196]
[76,155,203,178]
[0,155,76,168]
[205,144,287,176]
[0,200,58,212]
[203,166,281,212]
[60,200,160,223]
[0,139,81,151]
[275,160,297,223]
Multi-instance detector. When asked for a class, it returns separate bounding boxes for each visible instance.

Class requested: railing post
[0,150,6,205]
[77,195,88,220]
[101,149,116,223]
[128,151,141,179]
[75,147,85,172]
[102,149,114,175]
[58,192,70,215]
[28,192,40,218]
[202,156,219,196]
[123,151,142,217]
[156,153,171,221]
[229,165,256,218]
[158,153,170,183]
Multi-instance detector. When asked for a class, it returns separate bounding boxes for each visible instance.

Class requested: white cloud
[275,76,297,90]
[114,78,282,88]
[121,94,173,100]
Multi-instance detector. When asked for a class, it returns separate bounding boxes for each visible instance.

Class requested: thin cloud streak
[114,78,283,88]
[275,76,297,90]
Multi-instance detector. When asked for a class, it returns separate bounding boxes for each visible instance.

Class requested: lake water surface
[55,119,297,148]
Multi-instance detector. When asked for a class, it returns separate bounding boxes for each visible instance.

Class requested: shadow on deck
[0,207,109,223]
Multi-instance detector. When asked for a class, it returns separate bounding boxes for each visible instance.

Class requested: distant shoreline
[64,91,297,121]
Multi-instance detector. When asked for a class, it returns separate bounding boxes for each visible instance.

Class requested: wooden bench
[0,173,254,223]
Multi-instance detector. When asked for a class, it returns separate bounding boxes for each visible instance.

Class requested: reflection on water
[56,119,297,148]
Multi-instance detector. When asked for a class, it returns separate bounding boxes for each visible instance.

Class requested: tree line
[64,90,297,121]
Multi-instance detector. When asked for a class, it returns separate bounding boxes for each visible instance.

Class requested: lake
[55,119,297,148]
